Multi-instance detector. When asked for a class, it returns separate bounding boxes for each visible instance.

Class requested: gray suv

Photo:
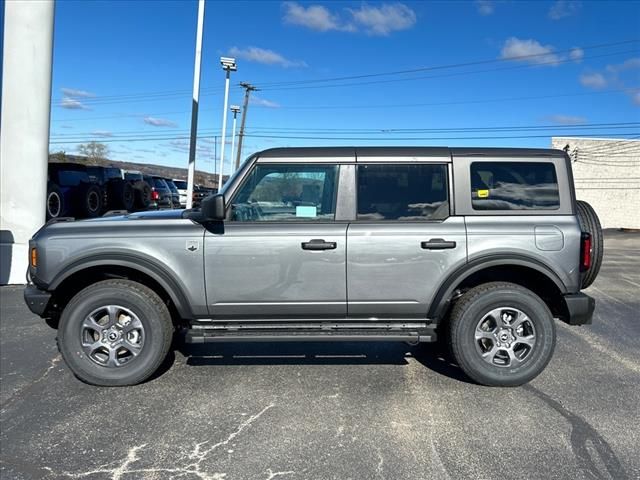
[24,147,602,387]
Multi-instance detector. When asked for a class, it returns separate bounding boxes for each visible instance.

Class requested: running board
[185,322,436,345]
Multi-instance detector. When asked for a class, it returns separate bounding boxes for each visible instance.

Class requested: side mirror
[201,194,225,221]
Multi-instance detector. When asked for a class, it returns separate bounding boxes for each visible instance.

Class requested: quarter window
[230,164,338,222]
[357,164,449,221]
[470,162,559,210]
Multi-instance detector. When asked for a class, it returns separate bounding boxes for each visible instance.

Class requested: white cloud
[282,2,346,32]
[545,114,587,125]
[143,116,178,127]
[474,0,495,16]
[548,1,581,20]
[91,130,113,137]
[282,1,416,35]
[606,57,640,74]
[228,46,306,68]
[251,96,280,108]
[61,87,95,98]
[569,47,584,62]
[348,3,417,36]
[500,37,561,66]
[60,97,90,110]
[579,72,607,89]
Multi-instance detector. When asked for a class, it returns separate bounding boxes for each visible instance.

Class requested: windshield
[152,177,168,189]
[173,180,187,189]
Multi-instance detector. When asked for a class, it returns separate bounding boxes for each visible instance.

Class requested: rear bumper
[563,293,595,325]
[24,284,52,317]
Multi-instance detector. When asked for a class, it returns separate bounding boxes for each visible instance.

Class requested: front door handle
[302,239,337,251]
[421,238,457,250]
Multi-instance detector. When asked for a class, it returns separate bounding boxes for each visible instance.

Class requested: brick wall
[551,137,640,229]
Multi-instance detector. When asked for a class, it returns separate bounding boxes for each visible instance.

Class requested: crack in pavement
[524,385,628,480]
[1,355,61,412]
[56,403,275,480]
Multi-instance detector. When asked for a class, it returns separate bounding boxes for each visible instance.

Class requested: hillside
[49,153,223,188]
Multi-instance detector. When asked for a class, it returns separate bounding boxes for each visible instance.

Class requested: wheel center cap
[496,328,514,346]
[107,330,121,342]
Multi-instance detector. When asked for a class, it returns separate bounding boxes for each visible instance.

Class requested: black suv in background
[47,163,103,220]
[163,179,182,209]
[147,175,174,209]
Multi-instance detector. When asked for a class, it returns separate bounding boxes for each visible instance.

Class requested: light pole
[229,105,240,170]
[218,57,236,190]
[186,0,206,209]
[235,82,258,170]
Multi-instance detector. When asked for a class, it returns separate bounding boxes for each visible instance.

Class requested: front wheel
[449,282,555,387]
[58,280,173,386]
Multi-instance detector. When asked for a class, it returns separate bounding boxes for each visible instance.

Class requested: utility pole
[186,0,205,209]
[235,82,258,170]
[218,57,237,190]
[229,105,241,170]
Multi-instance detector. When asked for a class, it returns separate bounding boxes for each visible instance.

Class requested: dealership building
[551,137,640,230]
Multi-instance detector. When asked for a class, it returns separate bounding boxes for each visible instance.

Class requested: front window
[357,164,449,221]
[230,164,338,222]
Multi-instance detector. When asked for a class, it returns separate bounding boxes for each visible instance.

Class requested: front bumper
[563,293,595,325]
[24,284,52,317]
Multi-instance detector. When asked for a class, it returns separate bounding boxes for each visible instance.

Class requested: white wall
[0,0,55,284]
[551,137,640,230]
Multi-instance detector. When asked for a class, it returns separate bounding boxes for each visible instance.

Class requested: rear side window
[470,162,559,210]
[152,177,167,188]
[357,164,449,221]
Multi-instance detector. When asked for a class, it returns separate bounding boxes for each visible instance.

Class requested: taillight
[580,232,592,271]
[151,190,160,201]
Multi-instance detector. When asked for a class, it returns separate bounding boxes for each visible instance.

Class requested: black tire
[108,180,135,211]
[576,200,603,288]
[449,282,556,387]
[133,181,152,209]
[75,183,103,218]
[46,183,65,220]
[57,280,173,386]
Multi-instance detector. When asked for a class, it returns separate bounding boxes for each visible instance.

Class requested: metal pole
[235,83,257,170]
[186,0,205,209]
[218,70,231,189]
[230,110,238,169]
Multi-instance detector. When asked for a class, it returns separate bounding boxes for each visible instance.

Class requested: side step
[185,322,436,345]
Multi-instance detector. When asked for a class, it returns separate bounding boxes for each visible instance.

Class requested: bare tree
[78,141,109,164]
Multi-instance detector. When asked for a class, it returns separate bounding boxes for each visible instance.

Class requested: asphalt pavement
[1,231,639,480]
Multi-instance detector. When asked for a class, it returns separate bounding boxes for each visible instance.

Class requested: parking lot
[1,231,638,480]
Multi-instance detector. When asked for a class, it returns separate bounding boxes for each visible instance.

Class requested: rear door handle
[421,238,457,250]
[302,239,337,251]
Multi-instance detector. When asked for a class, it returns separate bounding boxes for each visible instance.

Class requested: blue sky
[49,0,640,173]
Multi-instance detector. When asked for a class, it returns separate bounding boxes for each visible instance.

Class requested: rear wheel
[46,183,65,220]
[75,183,103,218]
[57,280,173,386]
[576,200,603,288]
[449,282,555,387]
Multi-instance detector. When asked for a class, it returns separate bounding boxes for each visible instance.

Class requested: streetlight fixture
[229,105,240,170]
[217,56,236,190]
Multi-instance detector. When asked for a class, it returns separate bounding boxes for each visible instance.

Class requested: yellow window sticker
[477,189,489,198]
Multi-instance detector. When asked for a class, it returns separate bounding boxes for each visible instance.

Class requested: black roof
[256,146,566,158]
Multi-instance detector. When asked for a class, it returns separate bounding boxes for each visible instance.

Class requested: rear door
[347,161,467,318]
[204,161,349,318]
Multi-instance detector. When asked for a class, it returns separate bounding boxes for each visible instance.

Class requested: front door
[347,163,467,318]
[204,163,347,319]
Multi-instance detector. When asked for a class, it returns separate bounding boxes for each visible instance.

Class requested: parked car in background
[86,166,135,212]
[172,179,188,208]
[47,163,103,220]
[146,175,173,209]
[164,179,182,209]
[192,185,217,208]
[124,171,152,210]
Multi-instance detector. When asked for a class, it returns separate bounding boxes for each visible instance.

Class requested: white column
[217,71,231,190]
[230,112,238,170]
[0,0,55,284]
